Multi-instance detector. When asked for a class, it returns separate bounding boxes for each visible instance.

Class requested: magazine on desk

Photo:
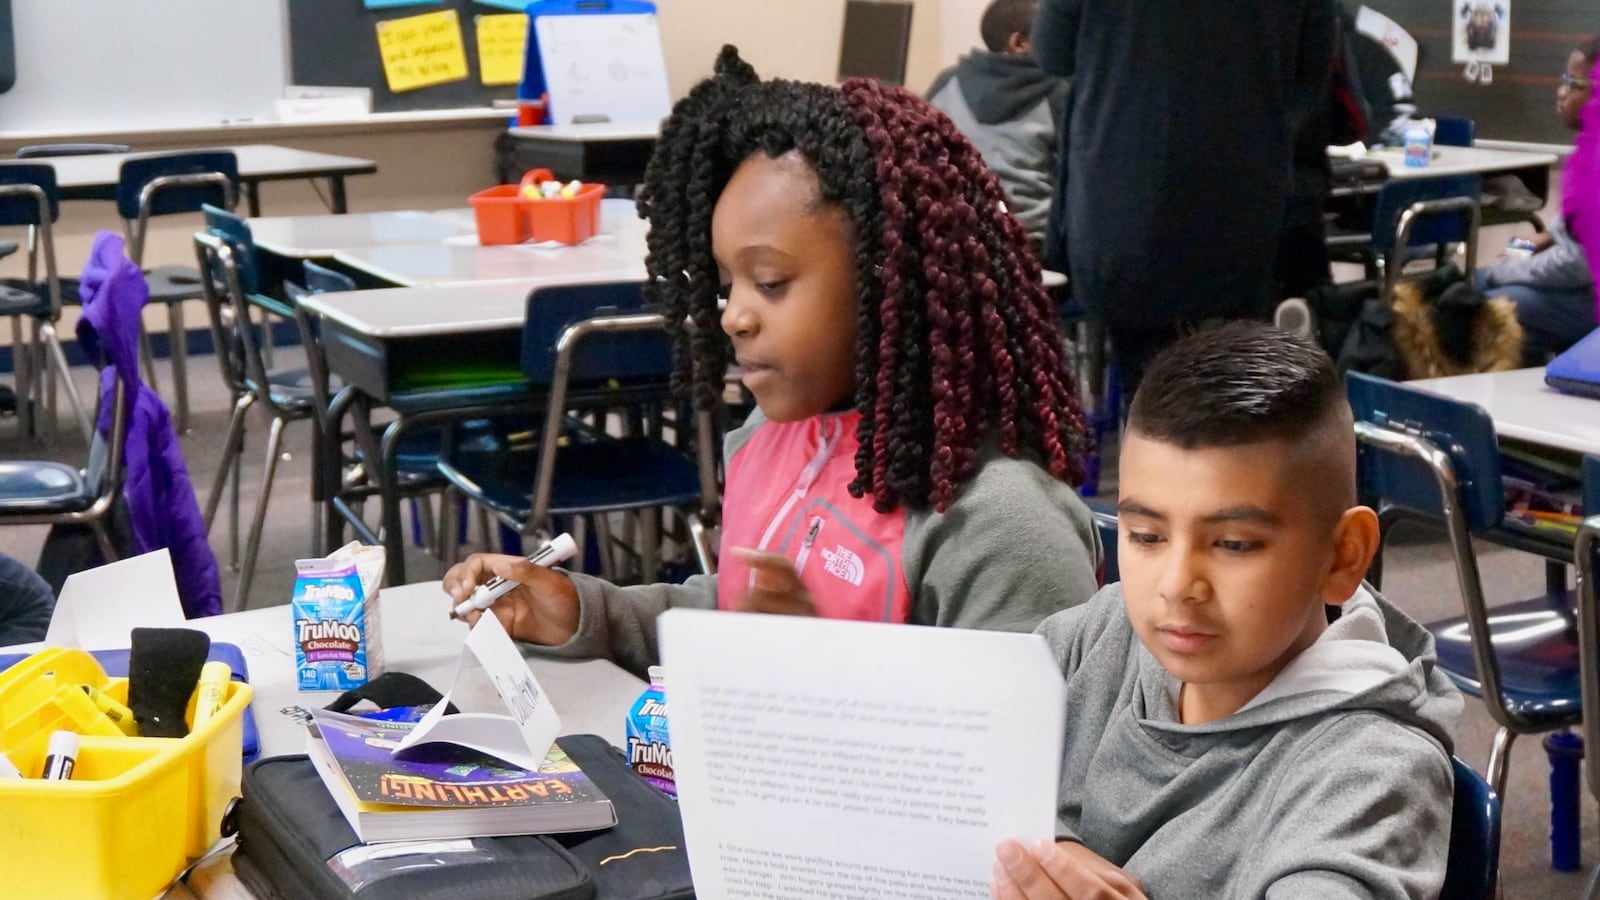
[306,707,617,843]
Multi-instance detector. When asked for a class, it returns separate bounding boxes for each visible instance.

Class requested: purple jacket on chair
[76,232,222,617]
[1565,58,1600,317]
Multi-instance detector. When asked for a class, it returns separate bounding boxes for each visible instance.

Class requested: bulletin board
[287,0,528,113]
[1350,1,1595,144]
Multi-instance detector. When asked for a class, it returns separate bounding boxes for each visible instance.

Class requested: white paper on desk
[659,609,1066,899]
[43,548,186,650]
[395,612,560,771]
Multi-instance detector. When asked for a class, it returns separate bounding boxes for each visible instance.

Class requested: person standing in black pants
[1034,0,1336,394]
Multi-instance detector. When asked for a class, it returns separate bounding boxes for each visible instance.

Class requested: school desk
[247,209,474,258]
[1408,366,1600,457]
[502,122,659,186]
[32,143,378,215]
[102,579,643,898]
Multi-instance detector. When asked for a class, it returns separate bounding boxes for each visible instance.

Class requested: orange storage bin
[470,184,535,245]
[470,168,606,246]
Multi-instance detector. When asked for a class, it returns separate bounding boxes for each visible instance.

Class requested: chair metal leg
[1486,726,1517,801]
[1583,861,1600,900]
[90,521,119,565]
[416,495,438,557]
[11,315,32,441]
[203,394,251,532]
[167,302,189,433]
[593,514,616,580]
[639,507,660,584]
[40,324,91,444]
[138,323,161,398]
[234,416,286,612]
[439,487,461,569]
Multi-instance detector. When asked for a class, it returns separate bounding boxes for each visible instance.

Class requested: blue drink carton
[1403,121,1434,168]
[626,666,674,797]
[292,542,386,692]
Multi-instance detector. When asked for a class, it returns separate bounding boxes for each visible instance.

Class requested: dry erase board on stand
[522,0,671,126]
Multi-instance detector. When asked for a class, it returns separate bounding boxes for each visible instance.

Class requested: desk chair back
[1347,369,1591,828]
[294,260,355,421]
[1374,174,1482,296]
[0,164,92,441]
[1433,116,1476,147]
[0,163,60,309]
[118,151,239,263]
[194,225,277,409]
[1444,756,1501,900]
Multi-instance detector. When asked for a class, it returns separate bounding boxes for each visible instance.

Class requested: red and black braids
[638,46,1089,513]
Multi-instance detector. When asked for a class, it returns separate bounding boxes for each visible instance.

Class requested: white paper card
[395,612,560,771]
[659,609,1066,899]
[44,548,186,650]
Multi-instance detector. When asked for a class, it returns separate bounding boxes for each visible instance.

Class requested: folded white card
[43,548,186,650]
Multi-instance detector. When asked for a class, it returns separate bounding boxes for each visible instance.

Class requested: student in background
[992,322,1460,898]
[0,552,54,646]
[1564,36,1600,327]
[926,0,1068,247]
[445,47,1102,678]
[1476,35,1600,364]
[1032,0,1335,394]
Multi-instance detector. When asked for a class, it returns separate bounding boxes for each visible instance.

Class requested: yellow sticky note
[376,9,470,93]
[476,14,528,87]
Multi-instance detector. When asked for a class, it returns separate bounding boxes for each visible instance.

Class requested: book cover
[307,707,616,841]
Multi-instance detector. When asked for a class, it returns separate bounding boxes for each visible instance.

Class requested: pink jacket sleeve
[1564,58,1600,317]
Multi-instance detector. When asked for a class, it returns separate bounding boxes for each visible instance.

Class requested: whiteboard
[533,12,670,126]
[0,0,287,136]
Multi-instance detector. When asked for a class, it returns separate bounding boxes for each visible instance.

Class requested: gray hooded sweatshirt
[1036,583,1462,898]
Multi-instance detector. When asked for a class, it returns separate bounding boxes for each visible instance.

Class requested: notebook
[1545,326,1600,399]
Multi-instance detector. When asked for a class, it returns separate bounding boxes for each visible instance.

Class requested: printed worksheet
[659,610,1066,899]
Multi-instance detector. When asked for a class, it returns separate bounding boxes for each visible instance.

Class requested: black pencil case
[230,734,694,900]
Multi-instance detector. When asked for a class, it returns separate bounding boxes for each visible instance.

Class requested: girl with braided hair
[443,47,1100,676]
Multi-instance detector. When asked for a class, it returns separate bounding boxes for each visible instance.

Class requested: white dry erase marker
[42,731,78,780]
[449,533,578,620]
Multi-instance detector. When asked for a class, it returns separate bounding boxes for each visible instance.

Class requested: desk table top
[1407,367,1600,457]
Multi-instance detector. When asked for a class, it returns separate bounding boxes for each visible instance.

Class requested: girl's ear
[1321,506,1380,607]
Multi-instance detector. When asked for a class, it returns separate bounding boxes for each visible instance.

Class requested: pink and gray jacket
[537,408,1101,677]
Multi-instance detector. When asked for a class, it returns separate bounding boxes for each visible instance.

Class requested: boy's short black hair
[1128,321,1346,451]
[981,0,1039,53]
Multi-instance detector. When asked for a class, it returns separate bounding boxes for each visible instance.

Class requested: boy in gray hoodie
[993,321,1463,899]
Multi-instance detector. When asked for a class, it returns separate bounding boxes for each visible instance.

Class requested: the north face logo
[819,545,865,586]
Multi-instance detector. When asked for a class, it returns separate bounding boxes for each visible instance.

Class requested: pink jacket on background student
[1566,58,1600,317]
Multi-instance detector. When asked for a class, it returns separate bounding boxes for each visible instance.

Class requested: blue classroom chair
[437,281,720,582]
[1433,115,1476,147]
[1571,461,1600,898]
[1348,372,1589,841]
[1445,756,1501,900]
[1088,501,1118,585]
[120,151,239,432]
[0,163,91,442]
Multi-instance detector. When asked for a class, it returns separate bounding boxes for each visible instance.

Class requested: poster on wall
[1452,1,1510,66]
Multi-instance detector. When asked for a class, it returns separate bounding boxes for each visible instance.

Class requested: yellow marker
[79,685,139,736]
[191,662,232,729]
[50,684,123,737]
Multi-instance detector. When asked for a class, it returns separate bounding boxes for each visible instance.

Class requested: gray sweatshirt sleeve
[521,572,717,678]
[1254,714,1452,899]
[1481,218,1595,291]
[904,455,1101,633]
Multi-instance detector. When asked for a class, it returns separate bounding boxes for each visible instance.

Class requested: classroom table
[502,123,659,186]
[1366,144,1560,181]
[1407,366,1600,457]
[32,144,378,215]
[125,580,645,898]
[247,209,473,258]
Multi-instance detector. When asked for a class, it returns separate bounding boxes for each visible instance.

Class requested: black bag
[231,735,694,900]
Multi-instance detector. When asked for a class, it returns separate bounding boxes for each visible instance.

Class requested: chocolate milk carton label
[626,666,674,797]
[293,543,386,692]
